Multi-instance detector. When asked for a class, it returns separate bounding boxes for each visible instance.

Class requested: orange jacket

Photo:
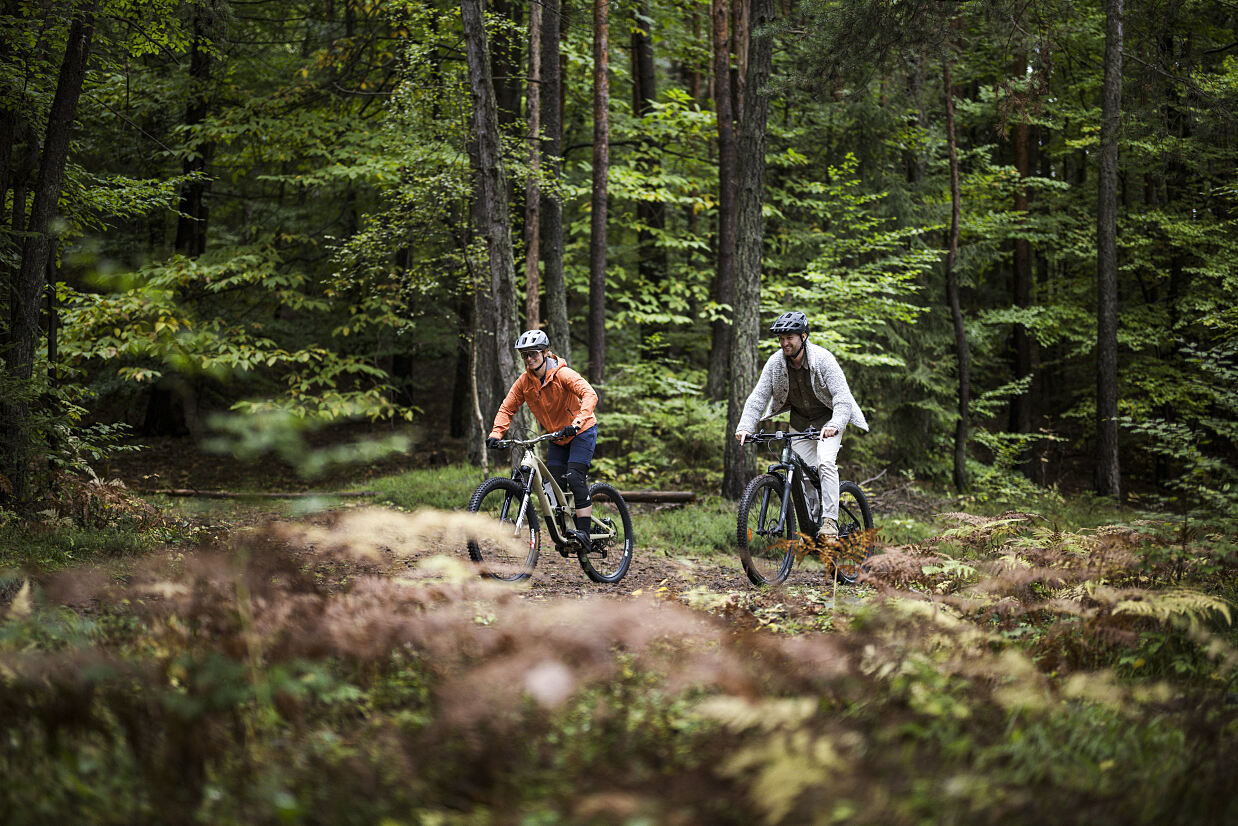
[489,354,599,444]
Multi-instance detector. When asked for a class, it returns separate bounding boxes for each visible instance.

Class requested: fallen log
[616,490,695,504]
[143,489,376,499]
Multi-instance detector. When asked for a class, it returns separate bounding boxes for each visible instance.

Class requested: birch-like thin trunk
[524,0,542,329]
[1095,0,1124,499]
[943,58,969,493]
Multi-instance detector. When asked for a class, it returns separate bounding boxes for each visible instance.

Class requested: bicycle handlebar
[740,428,821,445]
[492,429,570,449]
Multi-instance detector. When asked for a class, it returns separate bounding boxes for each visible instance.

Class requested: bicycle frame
[500,434,615,549]
[763,437,821,539]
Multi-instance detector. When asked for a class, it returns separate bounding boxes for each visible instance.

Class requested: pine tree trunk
[722,0,772,499]
[943,58,969,493]
[539,0,570,352]
[705,0,737,402]
[3,2,97,505]
[1095,0,1123,500]
[524,0,542,329]
[588,0,609,386]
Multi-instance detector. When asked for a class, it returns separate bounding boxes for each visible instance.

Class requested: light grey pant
[791,430,843,525]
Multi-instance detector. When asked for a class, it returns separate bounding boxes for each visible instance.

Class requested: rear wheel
[466,477,539,581]
[833,481,874,584]
[737,474,797,586]
[577,483,633,583]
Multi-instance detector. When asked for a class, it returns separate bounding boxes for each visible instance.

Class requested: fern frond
[1112,588,1233,628]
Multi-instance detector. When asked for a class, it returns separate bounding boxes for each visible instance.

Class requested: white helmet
[514,329,550,351]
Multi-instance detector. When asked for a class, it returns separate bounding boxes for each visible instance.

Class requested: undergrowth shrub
[367,463,487,511]
[637,495,735,556]
[1,507,1235,825]
[593,362,725,490]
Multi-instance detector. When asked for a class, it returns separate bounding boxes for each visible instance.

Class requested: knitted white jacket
[736,342,869,435]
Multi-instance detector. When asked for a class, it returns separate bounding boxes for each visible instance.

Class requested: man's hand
[560,424,579,438]
[735,431,751,444]
[819,426,838,440]
[486,436,503,449]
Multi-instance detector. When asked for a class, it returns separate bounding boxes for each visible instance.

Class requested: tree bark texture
[588,0,609,386]
[705,0,737,401]
[943,59,970,493]
[539,0,570,352]
[461,0,521,395]
[722,0,772,500]
[1095,0,1123,499]
[524,0,542,329]
[3,1,97,504]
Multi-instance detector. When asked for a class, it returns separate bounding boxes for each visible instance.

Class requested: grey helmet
[769,311,809,336]
[514,329,550,351]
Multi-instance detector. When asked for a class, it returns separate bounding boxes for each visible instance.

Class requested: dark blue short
[546,425,597,469]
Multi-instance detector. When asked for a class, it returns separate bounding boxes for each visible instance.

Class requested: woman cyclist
[486,330,599,550]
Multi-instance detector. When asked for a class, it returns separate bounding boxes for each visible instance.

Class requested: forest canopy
[1,0,1236,517]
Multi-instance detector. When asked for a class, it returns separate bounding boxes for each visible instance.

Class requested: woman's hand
[819,426,838,440]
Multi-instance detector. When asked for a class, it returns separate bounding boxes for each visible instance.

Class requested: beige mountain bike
[466,429,634,583]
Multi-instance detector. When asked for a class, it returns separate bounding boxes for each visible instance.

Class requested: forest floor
[104,433,882,617]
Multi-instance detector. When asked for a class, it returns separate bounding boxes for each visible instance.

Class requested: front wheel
[737,474,798,586]
[466,476,539,581]
[833,481,874,584]
[577,483,633,583]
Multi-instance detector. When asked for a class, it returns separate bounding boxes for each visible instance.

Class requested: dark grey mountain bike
[466,429,633,583]
[737,428,874,586]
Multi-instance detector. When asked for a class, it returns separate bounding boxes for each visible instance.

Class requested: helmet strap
[789,333,807,364]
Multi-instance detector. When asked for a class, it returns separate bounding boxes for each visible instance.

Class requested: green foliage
[637,495,736,557]
[367,463,488,512]
[1121,342,1238,518]
[0,522,156,569]
[593,362,726,489]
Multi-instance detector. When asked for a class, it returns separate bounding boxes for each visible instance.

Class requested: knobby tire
[466,476,539,581]
[737,474,797,586]
[577,482,634,583]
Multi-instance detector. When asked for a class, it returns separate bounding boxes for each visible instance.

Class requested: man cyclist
[486,330,600,551]
[734,311,868,539]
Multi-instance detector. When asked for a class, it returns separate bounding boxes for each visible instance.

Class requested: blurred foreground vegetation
[1,467,1235,825]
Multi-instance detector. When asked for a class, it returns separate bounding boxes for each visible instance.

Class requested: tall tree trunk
[943,58,969,493]
[173,4,215,258]
[461,0,521,395]
[631,0,665,305]
[1095,0,1123,499]
[0,109,16,357]
[1010,53,1036,476]
[524,0,542,329]
[3,2,97,505]
[705,0,737,401]
[722,0,772,499]
[588,0,609,385]
[540,0,570,351]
